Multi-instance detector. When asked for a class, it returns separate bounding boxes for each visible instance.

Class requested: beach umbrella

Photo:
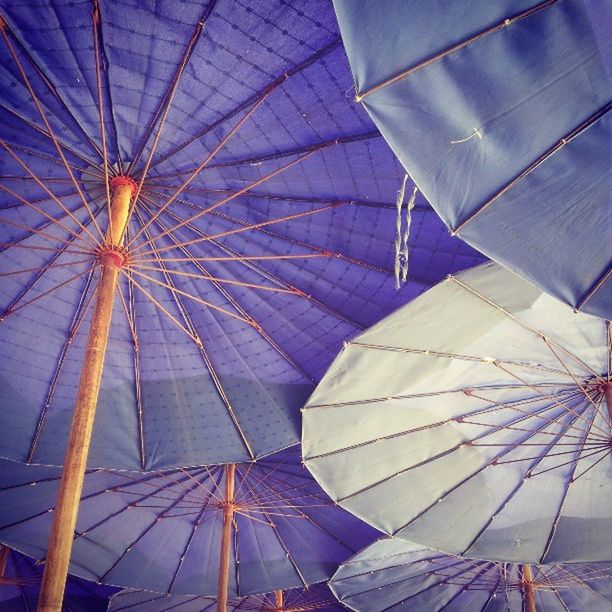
[332,0,612,319]
[107,584,343,612]
[330,538,612,612]
[303,262,612,564]
[0,0,484,606]
[0,447,378,607]
[0,545,116,611]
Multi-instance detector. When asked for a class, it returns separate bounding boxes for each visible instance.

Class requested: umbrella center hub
[98,246,127,268]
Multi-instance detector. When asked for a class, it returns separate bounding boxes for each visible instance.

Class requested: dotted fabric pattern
[0,0,486,470]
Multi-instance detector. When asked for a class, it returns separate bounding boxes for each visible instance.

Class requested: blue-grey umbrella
[107,584,343,612]
[0,448,378,599]
[303,262,611,563]
[0,545,116,611]
[332,0,611,319]
[330,538,612,612]
[0,1,483,605]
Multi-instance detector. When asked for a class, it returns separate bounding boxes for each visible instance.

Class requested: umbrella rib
[142,185,424,211]
[433,565,502,611]
[464,409,596,561]
[388,407,588,536]
[374,559,490,612]
[129,212,256,460]
[452,102,612,236]
[25,269,97,462]
[0,184,99,251]
[146,36,341,172]
[129,264,298,294]
[91,0,114,240]
[560,447,611,482]
[550,567,612,605]
[131,205,367,327]
[126,266,255,327]
[0,102,106,173]
[143,187,410,279]
[0,258,92,278]
[467,388,607,442]
[0,25,106,241]
[606,321,612,382]
[334,399,585,505]
[0,141,103,246]
[238,480,310,589]
[167,469,224,593]
[138,197,355,368]
[0,214,97,257]
[153,130,381,176]
[304,382,582,411]
[0,187,81,212]
[121,251,146,470]
[576,267,612,312]
[126,0,218,176]
[351,341,570,377]
[0,139,104,180]
[171,466,224,505]
[96,477,208,585]
[450,276,606,382]
[541,338,609,425]
[0,15,105,160]
[238,470,357,555]
[127,90,273,248]
[2,264,95,318]
[492,362,609,437]
[117,269,203,346]
[354,0,555,102]
[144,189,389,289]
[306,390,585,462]
[129,149,317,254]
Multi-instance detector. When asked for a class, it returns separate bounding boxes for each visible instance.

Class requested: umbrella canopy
[0,545,116,611]
[0,447,379,597]
[332,0,612,319]
[108,584,342,612]
[0,0,483,472]
[330,538,612,612]
[303,262,612,563]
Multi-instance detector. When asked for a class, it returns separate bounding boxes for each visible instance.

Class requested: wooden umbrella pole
[522,564,537,612]
[604,381,612,425]
[37,177,136,612]
[0,545,8,579]
[217,463,236,612]
[275,590,284,610]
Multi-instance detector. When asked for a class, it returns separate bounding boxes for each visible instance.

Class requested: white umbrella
[303,262,611,563]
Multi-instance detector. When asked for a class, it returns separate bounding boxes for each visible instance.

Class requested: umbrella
[0,447,378,604]
[303,262,612,563]
[0,0,483,605]
[330,537,612,612]
[0,545,116,611]
[107,584,343,612]
[332,0,612,319]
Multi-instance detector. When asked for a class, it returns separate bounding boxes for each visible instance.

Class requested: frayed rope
[394,173,418,289]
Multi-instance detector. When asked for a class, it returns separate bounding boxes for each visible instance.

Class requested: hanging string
[394,173,418,288]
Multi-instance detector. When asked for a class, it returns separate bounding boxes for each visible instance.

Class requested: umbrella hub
[97,245,127,268]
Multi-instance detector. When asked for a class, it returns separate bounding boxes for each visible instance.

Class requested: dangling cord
[394,173,418,288]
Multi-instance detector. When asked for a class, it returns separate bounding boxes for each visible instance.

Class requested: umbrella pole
[605,381,612,424]
[0,545,7,578]
[37,178,135,612]
[217,463,236,612]
[275,590,284,610]
[522,564,536,612]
